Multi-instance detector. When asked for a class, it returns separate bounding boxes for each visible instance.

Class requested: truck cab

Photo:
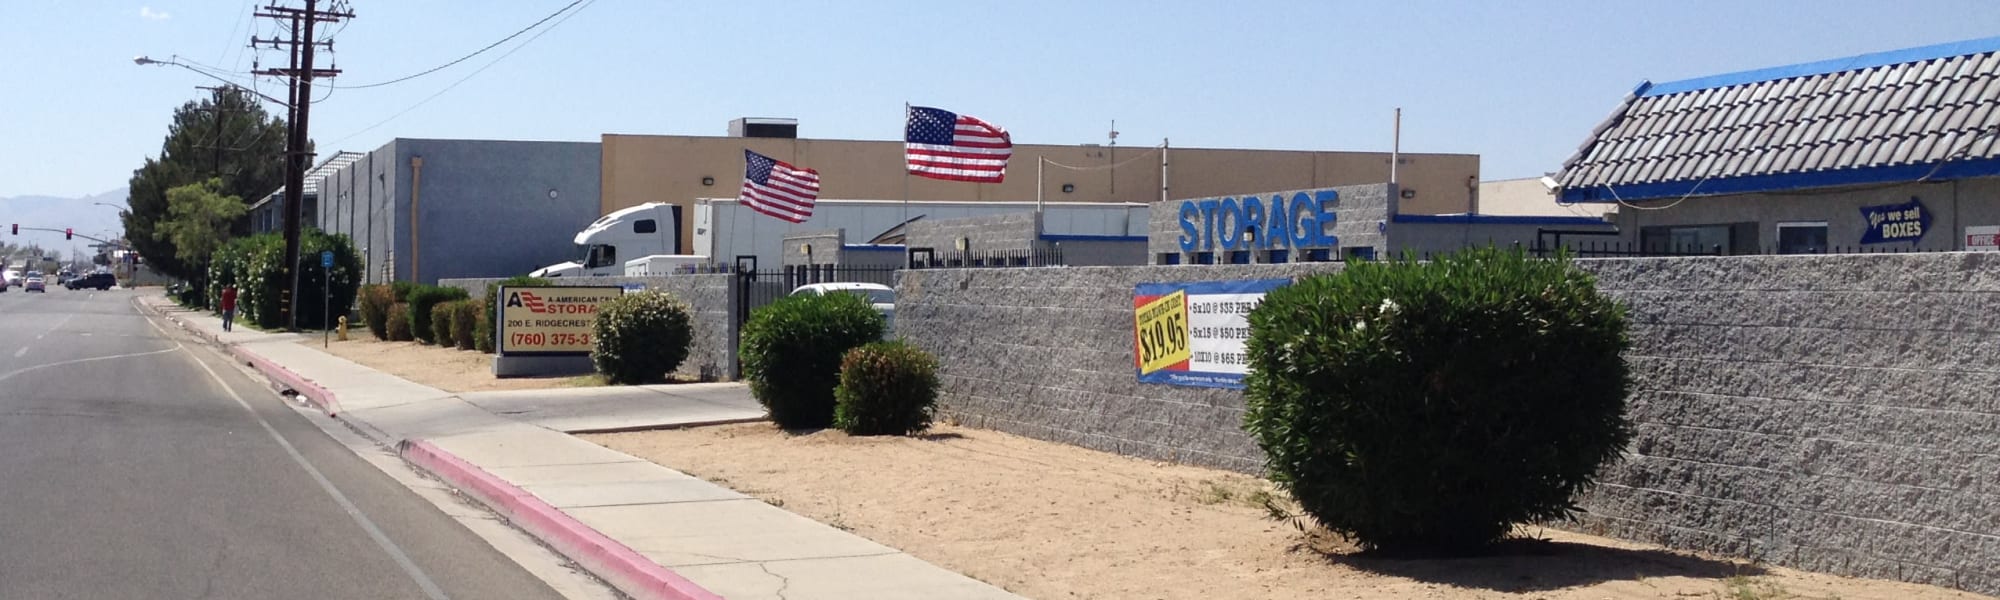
[531,203,682,277]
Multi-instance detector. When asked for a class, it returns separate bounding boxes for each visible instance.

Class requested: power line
[330,0,587,90]
[324,0,596,146]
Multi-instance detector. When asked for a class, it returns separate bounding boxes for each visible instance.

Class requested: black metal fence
[905,247,1064,269]
[732,265,900,331]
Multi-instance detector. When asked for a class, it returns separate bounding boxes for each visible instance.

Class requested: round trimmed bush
[740,292,887,429]
[452,299,481,350]
[385,302,414,342]
[473,302,496,354]
[590,291,695,384]
[359,284,394,340]
[1242,246,1633,553]
[408,285,469,345]
[430,301,459,349]
[833,341,939,436]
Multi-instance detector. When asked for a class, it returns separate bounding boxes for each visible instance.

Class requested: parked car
[2,270,20,288]
[789,282,896,333]
[67,272,115,291]
[24,275,44,293]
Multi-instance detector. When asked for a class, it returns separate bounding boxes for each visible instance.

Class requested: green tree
[124,86,290,281]
[156,178,248,294]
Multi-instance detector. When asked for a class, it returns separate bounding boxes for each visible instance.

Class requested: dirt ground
[587,423,1992,600]
[309,336,602,393]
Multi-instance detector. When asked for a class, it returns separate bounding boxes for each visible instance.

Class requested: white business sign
[1966,226,2000,252]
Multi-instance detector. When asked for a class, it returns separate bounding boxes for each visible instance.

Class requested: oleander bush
[385,302,414,342]
[1242,246,1633,553]
[359,284,394,340]
[406,285,469,345]
[452,299,482,350]
[740,292,886,429]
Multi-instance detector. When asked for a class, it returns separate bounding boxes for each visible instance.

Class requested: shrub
[391,281,417,302]
[385,302,414,342]
[358,284,395,340]
[453,299,481,350]
[589,291,695,384]
[740,292,886,429]
[1242,247,1633,554]
[430,301,459,349]
[407,285,469,345]
[833,341,940,436]
[473,300,496,353]
[204,230,359,330]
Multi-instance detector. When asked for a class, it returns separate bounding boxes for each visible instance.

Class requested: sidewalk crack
[757,562,793,600]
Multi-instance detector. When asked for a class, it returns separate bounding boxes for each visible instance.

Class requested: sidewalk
[142,293,1023,600]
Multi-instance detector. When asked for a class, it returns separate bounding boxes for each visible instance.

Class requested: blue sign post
[320,251,334,347]
[1860,197,1931,245]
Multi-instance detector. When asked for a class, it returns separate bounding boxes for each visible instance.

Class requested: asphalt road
[0,287,578,599]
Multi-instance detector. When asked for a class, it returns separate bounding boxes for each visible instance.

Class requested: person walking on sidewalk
[220,285,238,332]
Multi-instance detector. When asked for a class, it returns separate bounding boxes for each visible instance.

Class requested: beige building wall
[602,134,1478,253]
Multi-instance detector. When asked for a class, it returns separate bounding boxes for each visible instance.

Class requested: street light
[133,55,291,108]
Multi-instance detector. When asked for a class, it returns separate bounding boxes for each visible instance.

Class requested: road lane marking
[160,305,451,600]
[0,345,182,384]
[11,347,23,358]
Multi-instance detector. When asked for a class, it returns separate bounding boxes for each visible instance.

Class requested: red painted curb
[229,345,342,417]
[397,439,723,600]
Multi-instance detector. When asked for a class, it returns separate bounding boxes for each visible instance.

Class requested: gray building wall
[904,212,1044,253]
[894,253,2000,595]
[1148,183,1390,264]
[781,229,846,266]
[839,246,907,268]
[1045,238,1148,266]
[1610,178,2000,252]
[1388,218,1616,256]
[320,138,601,285]
[441,274,735,381]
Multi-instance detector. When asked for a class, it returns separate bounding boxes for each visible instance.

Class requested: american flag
[905,106,1012,183]
[738,149,821,223]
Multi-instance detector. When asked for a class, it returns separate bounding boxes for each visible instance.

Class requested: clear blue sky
[4,0,1998,198]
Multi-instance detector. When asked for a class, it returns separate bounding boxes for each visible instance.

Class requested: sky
[2,0,1999,199]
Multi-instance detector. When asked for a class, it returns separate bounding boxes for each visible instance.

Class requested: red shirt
[220,288,238,311]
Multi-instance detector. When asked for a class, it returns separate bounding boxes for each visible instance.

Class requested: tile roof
[1555,36,2000,203]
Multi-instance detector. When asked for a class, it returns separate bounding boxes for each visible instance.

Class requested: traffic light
[9,224,15,235]
[65,228,72,240]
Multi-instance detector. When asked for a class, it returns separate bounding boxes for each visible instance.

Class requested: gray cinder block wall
[894,252,2000,595]
[441,274,735,381]
[904,212,1043,253]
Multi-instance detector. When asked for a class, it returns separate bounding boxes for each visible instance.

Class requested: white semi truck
[530,198,1149,277]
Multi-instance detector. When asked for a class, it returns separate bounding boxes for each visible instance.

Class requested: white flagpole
[902,102,911,223]
[1036,157,1045,215]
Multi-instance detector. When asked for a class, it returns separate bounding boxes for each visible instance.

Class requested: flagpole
[902,102,911,223]
[1036,156,1044,215]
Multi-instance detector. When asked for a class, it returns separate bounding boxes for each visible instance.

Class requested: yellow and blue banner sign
[1133,278,1290,389]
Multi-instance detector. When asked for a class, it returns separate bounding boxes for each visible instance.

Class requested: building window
[1194,252,1215,265]
[1158,253,1181,265]
[1641,224,1739,255]
[1344,247,1377,261]
[1227,251,1251,264]
[1267,249,1289,264]
[1777,222,1829,254]
[633,219,657,234]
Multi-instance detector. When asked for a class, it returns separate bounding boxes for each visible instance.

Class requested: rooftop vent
[729,117,798,139]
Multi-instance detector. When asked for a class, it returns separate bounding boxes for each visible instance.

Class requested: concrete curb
[397,439,723,600]
[229,345,343,417]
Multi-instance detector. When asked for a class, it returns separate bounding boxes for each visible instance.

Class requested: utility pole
[254,0,350,331]
[194,86,229,173]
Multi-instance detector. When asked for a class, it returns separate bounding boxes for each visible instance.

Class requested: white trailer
[693,198,1148,270]
[623,254,714,276]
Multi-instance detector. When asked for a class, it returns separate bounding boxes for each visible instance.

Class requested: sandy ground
[587,423,1993,600]
[309,336,601,393]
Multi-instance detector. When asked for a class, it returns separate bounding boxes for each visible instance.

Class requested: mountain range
[0,187,130,260]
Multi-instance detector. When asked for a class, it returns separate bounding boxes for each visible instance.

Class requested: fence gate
[731,263,900,377]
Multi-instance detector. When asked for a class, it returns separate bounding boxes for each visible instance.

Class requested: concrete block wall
[1571,253,2000,594]
[894,252,2000,595]
[896,263,1343,472]
[781,229,845,266]
[441,274,736,381]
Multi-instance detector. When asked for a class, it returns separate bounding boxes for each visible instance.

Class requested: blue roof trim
[1558,157,2000,203]
[1390,214,1609,226]
[1039,234,1148,242]
[842,244,905,252]
[1641,35,2000,97]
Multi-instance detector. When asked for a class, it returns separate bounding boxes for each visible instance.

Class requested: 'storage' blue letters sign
[1177,189,1340,253]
